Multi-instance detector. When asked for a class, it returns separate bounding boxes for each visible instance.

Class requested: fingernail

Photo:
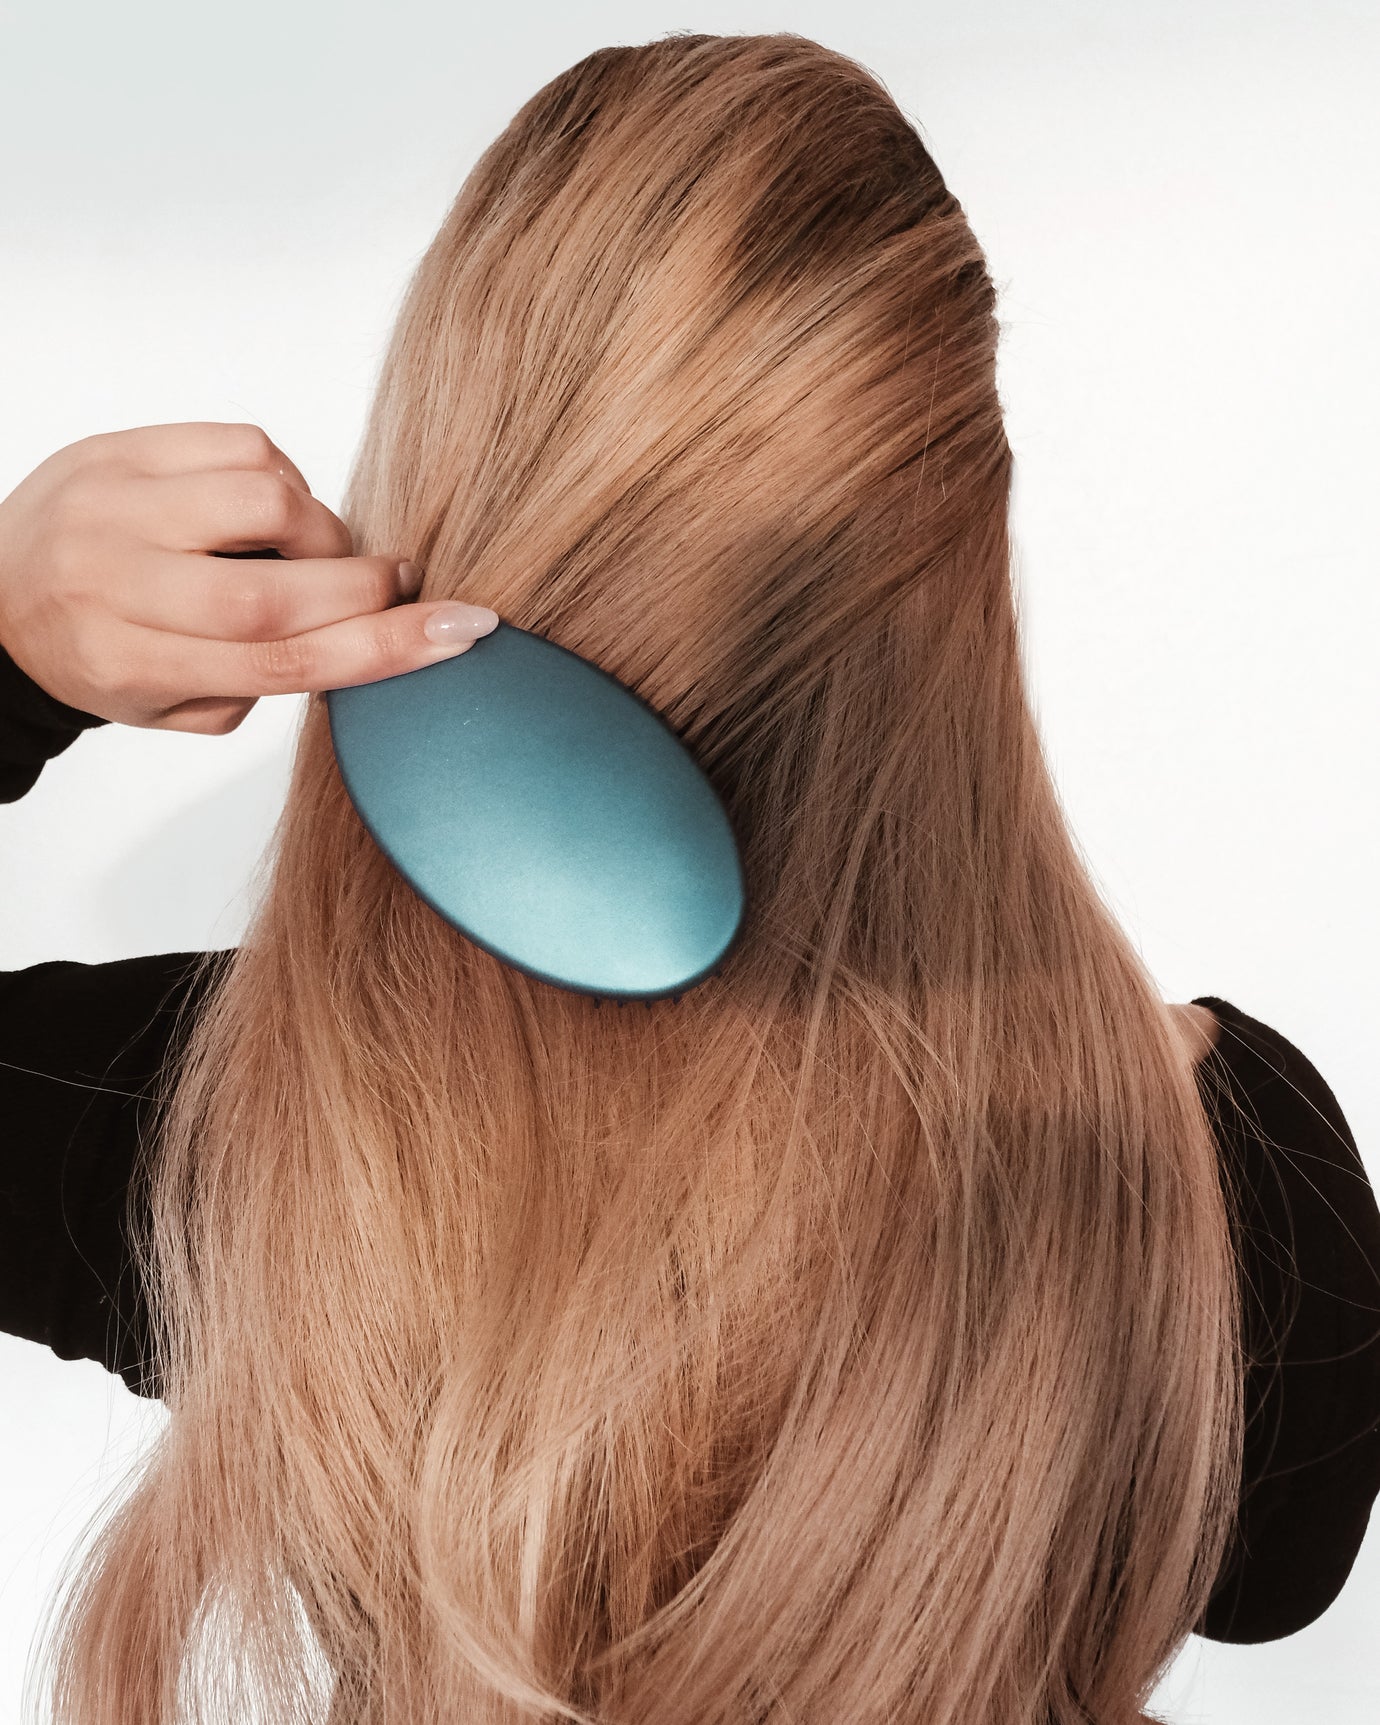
[398,560,425,596]
[423,602,500,645]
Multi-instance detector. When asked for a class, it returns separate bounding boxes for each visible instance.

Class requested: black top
[1,643,1379,1648]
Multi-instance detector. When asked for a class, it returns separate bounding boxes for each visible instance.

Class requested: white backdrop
[1,2,1376,1719]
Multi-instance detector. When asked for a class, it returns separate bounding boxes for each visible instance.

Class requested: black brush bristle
[590,967,725,1009]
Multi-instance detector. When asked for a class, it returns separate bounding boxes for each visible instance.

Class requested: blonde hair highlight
[29,31,1242,1725]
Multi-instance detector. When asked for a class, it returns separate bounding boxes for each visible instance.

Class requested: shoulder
[1185,994,1371,1242]
[1188,997,1380,1409]
[1168,1001,1221,1064]
[1,948,227,1080]
[1187,995,1362,1160]
[0,948,231,1399]
[1191,993,1380,1642]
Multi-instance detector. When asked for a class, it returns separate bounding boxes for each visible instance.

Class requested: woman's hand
[0,422,498,734]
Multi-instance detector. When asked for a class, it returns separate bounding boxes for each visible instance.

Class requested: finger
[113,468,354,561]
[119,548,415,641]
[144,696,259,736]
[77,422,312,494]
[105,599,499,707]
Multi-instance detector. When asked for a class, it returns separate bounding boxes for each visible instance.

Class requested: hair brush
[326,618,746,1005]
[214,549,746,1004]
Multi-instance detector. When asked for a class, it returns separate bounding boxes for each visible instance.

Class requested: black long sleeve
[0,640,225,1399]
[1189,996,1380,1641]
[1,641,1378,1641]
[0,634,110,800]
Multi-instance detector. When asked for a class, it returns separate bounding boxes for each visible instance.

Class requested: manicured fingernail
[423,602,500,645]
[398,560,425,596]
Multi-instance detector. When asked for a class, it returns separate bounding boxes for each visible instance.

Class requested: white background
[1,2,1376,1719]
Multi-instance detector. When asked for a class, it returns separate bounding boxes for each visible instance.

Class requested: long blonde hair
[31,31,1242,1725]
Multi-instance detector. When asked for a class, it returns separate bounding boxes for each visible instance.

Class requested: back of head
[32,32,1241,1725]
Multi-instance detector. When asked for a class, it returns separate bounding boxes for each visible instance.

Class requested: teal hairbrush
[323,619,747,1004]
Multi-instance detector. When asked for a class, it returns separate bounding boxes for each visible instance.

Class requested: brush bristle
[589,967,722,1009]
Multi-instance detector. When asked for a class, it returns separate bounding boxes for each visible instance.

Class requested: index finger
[78,421,313,495]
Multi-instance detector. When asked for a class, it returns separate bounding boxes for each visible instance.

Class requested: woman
[2,31,1377,1725]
